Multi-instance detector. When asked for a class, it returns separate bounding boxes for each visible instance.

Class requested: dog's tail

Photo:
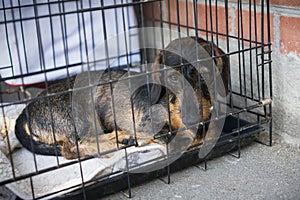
[15,111,62,156]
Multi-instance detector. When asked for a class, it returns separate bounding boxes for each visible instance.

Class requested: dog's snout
[182,111,199,127]
[181,89,199,127]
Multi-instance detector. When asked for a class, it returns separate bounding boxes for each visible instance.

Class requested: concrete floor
[1,136,298,200]
[101,134,300,200]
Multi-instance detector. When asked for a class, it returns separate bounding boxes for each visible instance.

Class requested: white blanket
[0,0,140,86]
[0,104,167,200]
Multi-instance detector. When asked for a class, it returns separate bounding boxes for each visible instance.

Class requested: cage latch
[259,98,272,107]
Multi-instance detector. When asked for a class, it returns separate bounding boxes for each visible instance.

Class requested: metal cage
[0,0,272,199]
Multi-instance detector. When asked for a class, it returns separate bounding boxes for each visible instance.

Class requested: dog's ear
[193,36,229,97]
[149,83,162,104]
[152,50,163,84]
[213,47,229,97]
[150,50,163,104]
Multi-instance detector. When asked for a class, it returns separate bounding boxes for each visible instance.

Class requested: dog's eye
[168,74,179,83]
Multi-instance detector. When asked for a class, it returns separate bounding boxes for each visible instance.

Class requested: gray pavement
[102,134,300,200]
[1,134,298,200]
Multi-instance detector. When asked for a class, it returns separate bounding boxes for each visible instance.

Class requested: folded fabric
[0,104,167,200]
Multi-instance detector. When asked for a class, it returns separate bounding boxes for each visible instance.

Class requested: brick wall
[143,0,299,55]
[142,0,300,145]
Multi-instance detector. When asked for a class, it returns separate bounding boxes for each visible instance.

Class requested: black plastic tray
[57,116,264,199]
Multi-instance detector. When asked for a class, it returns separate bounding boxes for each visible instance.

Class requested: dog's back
[15,69,129,157]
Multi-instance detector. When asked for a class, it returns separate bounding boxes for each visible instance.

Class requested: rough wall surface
[270,1,300,145]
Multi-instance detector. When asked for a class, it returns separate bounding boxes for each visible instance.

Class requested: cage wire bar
[0,0,272,199]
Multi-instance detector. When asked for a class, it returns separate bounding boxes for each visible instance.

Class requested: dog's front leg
[61,130,133,159]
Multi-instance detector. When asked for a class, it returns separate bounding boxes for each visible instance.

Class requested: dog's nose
[181,89,199,128]
[182,111,199,127]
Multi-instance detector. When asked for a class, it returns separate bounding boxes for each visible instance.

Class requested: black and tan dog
[152,36,229,145]
[15,36,229,159]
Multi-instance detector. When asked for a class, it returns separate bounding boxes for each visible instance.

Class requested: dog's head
[151,36,229,99]
[148,36,230,138]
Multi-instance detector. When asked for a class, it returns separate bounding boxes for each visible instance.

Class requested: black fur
[15,112,62,156]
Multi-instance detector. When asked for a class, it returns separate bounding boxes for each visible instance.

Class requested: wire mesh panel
[0,0,272,199]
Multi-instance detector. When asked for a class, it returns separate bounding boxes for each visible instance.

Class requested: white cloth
[0,0,140,86]
[0,104,166,200]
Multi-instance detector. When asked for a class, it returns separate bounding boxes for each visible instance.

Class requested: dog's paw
[119,136,135,146]
[168,134,193,155]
